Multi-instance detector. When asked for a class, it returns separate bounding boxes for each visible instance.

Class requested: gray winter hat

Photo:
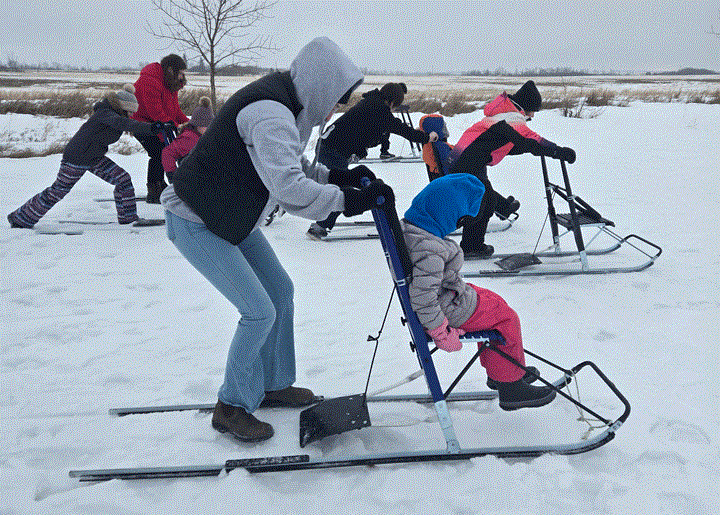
[107,84,139,114]
[189,96,214,128]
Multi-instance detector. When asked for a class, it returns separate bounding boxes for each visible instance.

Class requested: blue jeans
[165,211,296,412]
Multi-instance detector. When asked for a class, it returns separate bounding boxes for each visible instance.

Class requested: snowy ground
[2,101,719,514]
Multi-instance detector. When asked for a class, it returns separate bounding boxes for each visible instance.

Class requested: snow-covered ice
[2,100,719,514]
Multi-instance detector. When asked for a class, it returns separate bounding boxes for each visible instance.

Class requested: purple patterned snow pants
[9,157,138,227]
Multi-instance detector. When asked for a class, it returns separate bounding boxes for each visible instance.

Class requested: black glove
[548,146,576,164]
[150,121,165,134]
[328,165,377,188]
[348,165,377,188]
[163,122,178,136]
[342,180,395,217]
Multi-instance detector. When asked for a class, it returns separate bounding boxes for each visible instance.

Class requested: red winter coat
[162,126,201,174]
[132,62,189,128]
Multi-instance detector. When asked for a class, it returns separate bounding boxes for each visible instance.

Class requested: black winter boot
[211,401,274,442]
[486,366,540,390]
[497,379,556,411]
[260,386,317,408]
[146,181,167,204]
[461,243,494,259]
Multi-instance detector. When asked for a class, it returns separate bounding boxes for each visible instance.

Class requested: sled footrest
[494,253,542,271]
[299,394,371,447]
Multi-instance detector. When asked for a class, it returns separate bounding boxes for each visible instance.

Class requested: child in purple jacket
[7,85,162,228]
[161,96,215,183]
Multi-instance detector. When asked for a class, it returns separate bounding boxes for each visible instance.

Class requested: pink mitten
[427,319,465,352]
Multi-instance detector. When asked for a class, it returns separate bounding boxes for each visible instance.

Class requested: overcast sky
[3,1,719,73]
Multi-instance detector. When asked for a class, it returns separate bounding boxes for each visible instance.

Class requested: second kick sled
[71,182,630,481]
[463,156,661,276]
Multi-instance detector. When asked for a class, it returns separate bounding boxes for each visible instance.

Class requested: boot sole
[258,394,322,409]
[499,389,557,411]
[212,420,274,443]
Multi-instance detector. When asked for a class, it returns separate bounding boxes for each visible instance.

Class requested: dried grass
[2,79,719,157]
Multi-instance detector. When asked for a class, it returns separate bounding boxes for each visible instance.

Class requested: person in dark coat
[448,80,576,258]
[306,82,438,239]
[7,85,161,228]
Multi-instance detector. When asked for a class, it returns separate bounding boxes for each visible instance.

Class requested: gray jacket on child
[401,220,478,331]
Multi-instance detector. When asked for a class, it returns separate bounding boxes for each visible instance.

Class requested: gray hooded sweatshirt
[163,37,363,244]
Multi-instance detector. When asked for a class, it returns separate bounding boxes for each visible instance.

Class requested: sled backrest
[419,114,454,179]
[369,196,448,402]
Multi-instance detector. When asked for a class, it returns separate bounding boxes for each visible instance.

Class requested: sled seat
[556,212,610,229]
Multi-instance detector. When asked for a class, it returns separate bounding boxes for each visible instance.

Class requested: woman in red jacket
[132,54,189,203]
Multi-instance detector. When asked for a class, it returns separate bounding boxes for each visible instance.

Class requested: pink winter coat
[453,92,544,166]
[162,127,201,174]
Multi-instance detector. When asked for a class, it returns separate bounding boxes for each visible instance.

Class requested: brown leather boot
[259,386,316,408]
[211,401,274,442]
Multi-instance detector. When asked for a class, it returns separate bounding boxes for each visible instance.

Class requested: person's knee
[246,296,277,329]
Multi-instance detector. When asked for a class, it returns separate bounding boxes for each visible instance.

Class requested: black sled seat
[300,180,631,460]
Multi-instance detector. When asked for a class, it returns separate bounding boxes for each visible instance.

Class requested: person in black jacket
[306,82,438,239]
[7,85,161,228]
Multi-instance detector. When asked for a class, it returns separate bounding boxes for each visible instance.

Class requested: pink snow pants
[459,284,526,383]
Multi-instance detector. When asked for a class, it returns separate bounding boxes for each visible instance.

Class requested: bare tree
[148,0,277,107]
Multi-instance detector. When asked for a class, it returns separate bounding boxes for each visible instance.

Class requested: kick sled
[298,181,630,454]
[463,156,661,276]
[70,181,630,481]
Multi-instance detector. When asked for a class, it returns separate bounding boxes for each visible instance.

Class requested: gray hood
[290,37,363,147]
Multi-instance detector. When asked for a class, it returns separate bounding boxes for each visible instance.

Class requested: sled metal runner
[463,157,661,276]
[69,184,630,482]
[108,391,509,417]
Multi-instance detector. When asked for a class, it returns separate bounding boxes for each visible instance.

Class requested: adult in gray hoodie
[160,37,390,442]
